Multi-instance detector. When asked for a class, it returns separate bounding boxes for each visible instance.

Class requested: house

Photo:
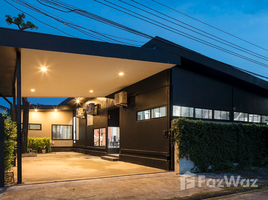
[1,28,268,174]
[0,105,9,114]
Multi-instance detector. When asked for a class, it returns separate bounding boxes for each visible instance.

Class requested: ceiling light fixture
[76,99,80,103]
[31,89,35,92]
[89,90,93,93]
[34,109,38,112]
[41,66,47,72]
[55,109,58,112]
[119,72,124,76]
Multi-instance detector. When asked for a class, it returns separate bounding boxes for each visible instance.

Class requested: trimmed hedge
[28,137,52,153]
[172,118,268,172]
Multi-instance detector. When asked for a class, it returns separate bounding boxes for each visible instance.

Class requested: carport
[0,27,178,185]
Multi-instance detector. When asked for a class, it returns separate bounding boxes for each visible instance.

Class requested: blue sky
[1,0,268,107]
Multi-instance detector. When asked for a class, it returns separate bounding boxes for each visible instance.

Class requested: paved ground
[14,152,165,183]
[219,190,268,200]
[0,172,223,200]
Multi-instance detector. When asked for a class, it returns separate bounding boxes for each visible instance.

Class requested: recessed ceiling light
[55,109,58,112]
[41,67,47,72]
[119,72,124,76]
[89,90,93,93]
[34,109,38,112]
[31,89,35,92]
[76,99,80,103]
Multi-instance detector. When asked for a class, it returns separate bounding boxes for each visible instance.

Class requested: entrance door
[108,108,120,154]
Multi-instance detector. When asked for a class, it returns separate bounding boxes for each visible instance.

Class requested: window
[195,108,212,119]
[21,124,42,130]
[87,114,93,126]
[234,112,248,122]
[108,127,120,148]
[262,115,268,124]
[137,110,150,121]
[249,114,261,123]
[52,125,72,140]
[214,110,230,120]
[173,106,194,117]
[151,106,167,118]
[94,128,106,146]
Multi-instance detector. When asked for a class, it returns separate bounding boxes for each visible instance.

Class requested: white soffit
[21,48,174,97]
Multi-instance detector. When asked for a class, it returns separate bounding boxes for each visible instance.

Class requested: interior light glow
[34,109,38,112]
[55,109,58,112]
[89,90,93,93]
[119,72,124,76]
[31,89,35,92]
[76,99,80,103]
[41,67,47,72]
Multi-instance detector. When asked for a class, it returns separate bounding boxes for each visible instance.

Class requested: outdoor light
[119,72,124,76]
[34,109,38,112]
[55,109,58,112]
[41,66,47,72]
[76,99,80,103]
[31,89,35,92]
[89,90,93,93]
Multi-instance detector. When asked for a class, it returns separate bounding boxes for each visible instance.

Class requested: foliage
[3,113,17,172]
[172,118,268,172]
[28,137,51,153]
[5,13,38,31]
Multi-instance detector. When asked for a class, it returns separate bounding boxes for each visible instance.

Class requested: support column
[16,52,22,184]
[0,114,4,187]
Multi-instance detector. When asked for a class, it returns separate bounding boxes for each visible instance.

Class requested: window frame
[137,109,151,121]
[195,108,213,119]
[51,124,73,140]
[173,105,194,118]
[248,113,261,123]
[93,128,106,147]
[21,123,42,131]
[214,110,230,121]
[137,105,167,121]
[234,112,249,122]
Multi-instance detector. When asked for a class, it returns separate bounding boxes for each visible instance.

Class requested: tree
[5,13,38,31]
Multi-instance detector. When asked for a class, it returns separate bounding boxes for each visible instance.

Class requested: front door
[107,108,120,154]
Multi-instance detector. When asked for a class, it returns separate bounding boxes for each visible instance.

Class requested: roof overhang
[0,28,178,97]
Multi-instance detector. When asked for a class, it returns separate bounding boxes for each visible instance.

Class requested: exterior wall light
[34,109,38,112]
[41,67,47,72]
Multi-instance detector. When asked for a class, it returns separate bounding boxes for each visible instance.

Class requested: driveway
[14,152,165,183]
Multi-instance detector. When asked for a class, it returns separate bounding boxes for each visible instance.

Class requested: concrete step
[108,154,119,158]
[101,156,119,161]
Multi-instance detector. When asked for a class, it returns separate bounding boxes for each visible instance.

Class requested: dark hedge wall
[172,118,268,172]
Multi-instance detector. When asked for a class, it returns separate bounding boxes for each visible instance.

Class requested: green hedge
[3,113,17,172]
[28,137,52,153]
[172,118,268,172]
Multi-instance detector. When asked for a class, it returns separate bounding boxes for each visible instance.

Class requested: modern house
[1,27,268,179]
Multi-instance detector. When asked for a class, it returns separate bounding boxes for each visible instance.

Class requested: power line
[8,0,143,46]
[3,0,77,38]
[152,0,268,52]
[93,0,268,69]
[124,0,268,62]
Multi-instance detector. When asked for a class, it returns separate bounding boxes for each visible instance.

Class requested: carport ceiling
[21,48,174,97]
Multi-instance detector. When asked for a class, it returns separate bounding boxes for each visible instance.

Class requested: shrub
[172,118,268,172]
[3,113,17,172]
[28,137,51,153]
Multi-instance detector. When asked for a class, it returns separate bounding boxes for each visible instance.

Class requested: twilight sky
[1,0,268,107]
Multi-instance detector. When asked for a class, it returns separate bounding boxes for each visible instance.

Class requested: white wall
[23,110,73,147]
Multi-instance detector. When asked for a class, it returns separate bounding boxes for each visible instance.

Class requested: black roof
[0,27,268,97]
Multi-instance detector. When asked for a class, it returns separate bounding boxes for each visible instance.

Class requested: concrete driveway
[14,152,165,183]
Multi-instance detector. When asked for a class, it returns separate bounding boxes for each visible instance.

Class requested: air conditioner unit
[115,91,127,106]
[76,108,85,118]
[86,103,97,115]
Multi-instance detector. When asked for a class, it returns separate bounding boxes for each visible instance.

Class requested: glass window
[21,124,42,130]
[234,112,248,122]
[100,128,106,146]
[249,114,261,123]
[262,115,268,124]
[152,106,167,118]
[137,110,150,121]
[195,108,212,119]
[52,125,72,140]
[87,114,93,126]
[94,129,100,146]
[173,106,194,117]
[108,127,120,148]
[214,110,230,120]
